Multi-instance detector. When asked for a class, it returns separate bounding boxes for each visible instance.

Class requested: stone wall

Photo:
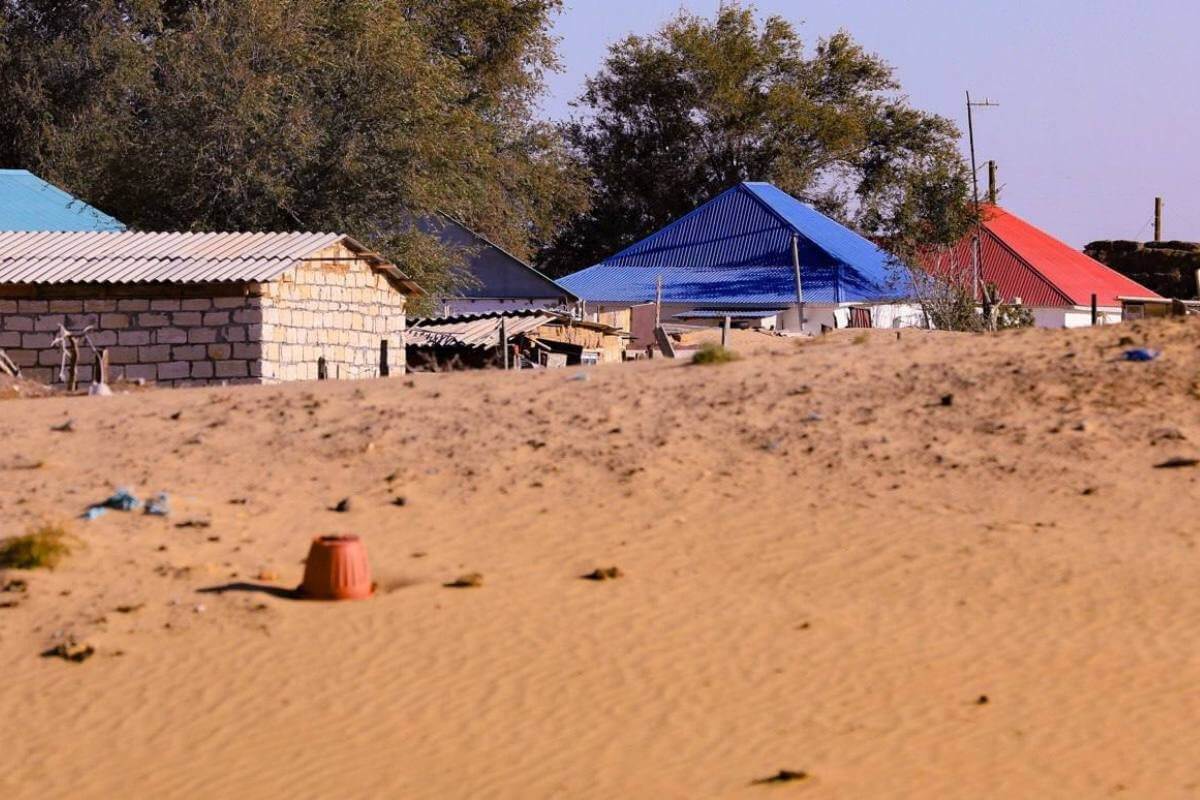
[258,242,407,382]
[1085,240,1200,299]
[0,242,409,388]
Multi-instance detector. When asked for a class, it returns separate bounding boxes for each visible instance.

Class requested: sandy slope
[2,320,1200,799]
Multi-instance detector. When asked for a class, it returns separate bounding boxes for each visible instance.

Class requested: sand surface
[2,321,1200,798]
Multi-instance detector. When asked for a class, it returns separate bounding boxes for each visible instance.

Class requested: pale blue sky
[543,1,1200,248]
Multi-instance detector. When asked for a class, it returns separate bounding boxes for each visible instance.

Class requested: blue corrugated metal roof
[0,170,125,232]
[560,182,911,304]
[674,308,784,319]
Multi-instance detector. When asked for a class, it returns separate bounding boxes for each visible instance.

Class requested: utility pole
[966,92,999,303]
[791,233,806,332]
[1154,197,1164,242]
[987,160,998,204]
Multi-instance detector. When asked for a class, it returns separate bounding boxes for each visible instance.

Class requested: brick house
[0,231,421,387]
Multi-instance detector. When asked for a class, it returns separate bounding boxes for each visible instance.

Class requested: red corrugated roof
[922,205,1161,308]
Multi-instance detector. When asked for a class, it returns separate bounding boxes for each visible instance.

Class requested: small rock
[752,770,808,785]
[443,573,483,589]
[940,394,954,407]
[50,419,75,433]
[582,566,624,581]
[332,497,352,513]
[977,695,989,705]
[392,496,408,507]
[1155,457,1200,469]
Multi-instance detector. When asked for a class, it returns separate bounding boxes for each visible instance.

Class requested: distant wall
[1084,240,1200,299]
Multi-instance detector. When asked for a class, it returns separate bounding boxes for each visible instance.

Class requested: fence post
[379,340,389,377]
[317,356,327,381]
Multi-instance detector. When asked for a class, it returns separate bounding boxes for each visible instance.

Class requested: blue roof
[560,182,911,304]
[0,170,125,232]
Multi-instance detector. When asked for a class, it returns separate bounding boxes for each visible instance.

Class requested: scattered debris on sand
[41,640,95,663]
[582,566,624,581]
[444,573,483,589]
[752,769,809,785]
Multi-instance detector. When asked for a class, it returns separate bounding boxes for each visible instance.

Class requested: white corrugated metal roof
[0,231,415,287]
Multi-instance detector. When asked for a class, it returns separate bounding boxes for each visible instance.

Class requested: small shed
[406,309,625,371]
[0,231,421,387]
[0,170,125,233]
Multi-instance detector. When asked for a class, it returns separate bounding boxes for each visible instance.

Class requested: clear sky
[543,1,1200,249]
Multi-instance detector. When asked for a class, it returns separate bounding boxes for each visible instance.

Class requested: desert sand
[2,319,1200,798]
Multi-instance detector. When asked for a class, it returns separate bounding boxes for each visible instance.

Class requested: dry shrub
[0,523,74,570]
[692,343,739,365]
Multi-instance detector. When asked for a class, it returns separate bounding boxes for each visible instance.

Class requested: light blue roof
[0,170,125,232]
[560,182,911,305]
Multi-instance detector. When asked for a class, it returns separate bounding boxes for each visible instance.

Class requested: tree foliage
[0,0,587,299]
[539,3,973,276]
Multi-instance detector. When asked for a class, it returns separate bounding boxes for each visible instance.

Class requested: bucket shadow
[197,582,301,600]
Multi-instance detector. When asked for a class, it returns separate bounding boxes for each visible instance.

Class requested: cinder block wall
[259,243,407,382]
[0,289,261,387]
[0,246,408,388]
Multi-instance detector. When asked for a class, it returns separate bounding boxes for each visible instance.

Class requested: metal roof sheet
[673,309,785,319]
[407,308,622,349]
[559,182,912,305]
[0,231,420,290]
[922,205,1162,308]
[0,170,126,233]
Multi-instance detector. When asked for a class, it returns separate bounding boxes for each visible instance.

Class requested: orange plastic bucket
[299,535,374,600]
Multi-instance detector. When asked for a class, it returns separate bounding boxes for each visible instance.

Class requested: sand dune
[3,320,1200,798]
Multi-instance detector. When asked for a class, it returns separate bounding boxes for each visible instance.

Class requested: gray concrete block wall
[0,292,262,388]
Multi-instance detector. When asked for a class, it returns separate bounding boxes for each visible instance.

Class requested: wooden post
[67,336,80,392]
[317,356,327,380]
[94,348,109,385]
[721,315,731,348]
[499,318,509,370]
[1091,293,1098,326]
[379,340,389,377]
[987,161,998,204]
[655,275,663,328]
[1154,197,1163,242]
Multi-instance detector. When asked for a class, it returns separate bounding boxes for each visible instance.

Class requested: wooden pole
[655,275,663,328]
[722,315,731,348]
[987,160,998,204]
[94,348,109,385]
[791,233,805,332]
[1154,197,1164,242]
[499,318,509,370]
[317,356,327,380]
[379,339,389,377]
[1091,293,1098,326]
[67,336,80,392]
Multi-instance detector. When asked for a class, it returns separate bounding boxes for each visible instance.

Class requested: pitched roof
[0,170,125,232]
[559,182,911,305]
[0,231,422,293]
[927,205,1160,308]
[422,215,577,302]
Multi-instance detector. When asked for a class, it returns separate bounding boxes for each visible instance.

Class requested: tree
[0,0,586,301]
[538,3,973,276]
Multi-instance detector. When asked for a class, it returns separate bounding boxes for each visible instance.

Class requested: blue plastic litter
[1123,348,1160,362]
[145,492,170,517]
[83,487,142,520]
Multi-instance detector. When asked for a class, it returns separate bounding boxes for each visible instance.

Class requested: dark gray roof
[424,216,577,302]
